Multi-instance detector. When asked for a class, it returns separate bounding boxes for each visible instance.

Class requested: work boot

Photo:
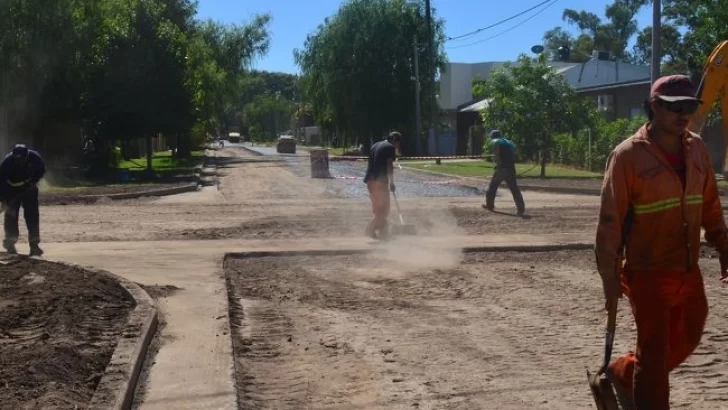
[365,224,377,239]
[3,239,17,255]
[29,244,44,257]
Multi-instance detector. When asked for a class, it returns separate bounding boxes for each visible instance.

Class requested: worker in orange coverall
[595,74,728,410]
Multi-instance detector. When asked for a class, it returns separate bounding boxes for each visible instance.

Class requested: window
[630,107,644,119]
[597,94,615,112]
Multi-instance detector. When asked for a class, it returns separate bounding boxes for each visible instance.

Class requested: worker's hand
[719,252,728,284]
[600,271,622,311]
[389,182,395,193]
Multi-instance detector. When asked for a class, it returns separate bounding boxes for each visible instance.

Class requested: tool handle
[597,298,618,375]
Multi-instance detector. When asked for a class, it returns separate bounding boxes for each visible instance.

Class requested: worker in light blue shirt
[484,130,525,216]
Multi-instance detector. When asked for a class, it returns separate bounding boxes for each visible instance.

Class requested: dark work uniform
[485,137,525,214]
[0,149,46,247]
[364,140,397,237]
[364,140,396,183]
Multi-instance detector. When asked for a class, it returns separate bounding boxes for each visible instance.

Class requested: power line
[445,0,557,42]
[446,0,559,50]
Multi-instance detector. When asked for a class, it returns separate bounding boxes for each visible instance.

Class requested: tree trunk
[539,150,547,178]
[177,133,192,157]
[145,134,154,178]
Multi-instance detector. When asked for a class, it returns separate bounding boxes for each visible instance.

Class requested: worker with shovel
[0,144,46,256]
[364,131,401,239]
[483,130,525,216]
[595,75,728,409]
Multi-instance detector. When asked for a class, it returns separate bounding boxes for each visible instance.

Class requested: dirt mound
[0,256,135,410]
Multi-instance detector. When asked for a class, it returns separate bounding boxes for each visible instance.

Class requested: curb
[198,148,219,187]
[81,267,159,410]
[399,165,605,196]
[222,242,596,262]
[41,183,200,204]
[239,145,265,156]
[100,184,200,200]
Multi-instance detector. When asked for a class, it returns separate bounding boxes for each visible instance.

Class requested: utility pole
[413,36,423,155]
[425,0,438,156]
[651,0,661,82]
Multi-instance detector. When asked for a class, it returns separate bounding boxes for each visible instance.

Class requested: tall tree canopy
[473,54,595,177]
[0,0,271,173]
[294,0,447,154]
[542,0,649,62]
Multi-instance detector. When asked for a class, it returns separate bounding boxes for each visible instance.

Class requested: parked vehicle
[228,132,241,143]
[277,135,296,153]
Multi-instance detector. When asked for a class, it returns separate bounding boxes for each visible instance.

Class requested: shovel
[390,190,416,235]
[586,297,621,410]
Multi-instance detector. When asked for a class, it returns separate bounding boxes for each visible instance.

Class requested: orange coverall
[595,124,728,409]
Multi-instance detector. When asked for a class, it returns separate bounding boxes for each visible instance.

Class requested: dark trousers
[485,167,525,213]
[3,186,40,245]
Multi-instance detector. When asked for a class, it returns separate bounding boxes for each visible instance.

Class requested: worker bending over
[596,75,728,409]
[0,144,46,256]
[483,130,525,216]
[364,131,401,239]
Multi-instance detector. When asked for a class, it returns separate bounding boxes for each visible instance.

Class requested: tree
[0,0,274,178]
[242,93,294,141]
[631,24,685,74]
[473,54,595,177]
[663,0,728,71]
[187,15,271,139]
[294,0,447,155]
[543,0,649,62]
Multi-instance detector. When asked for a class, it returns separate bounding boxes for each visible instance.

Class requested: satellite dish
[531,45,545,54]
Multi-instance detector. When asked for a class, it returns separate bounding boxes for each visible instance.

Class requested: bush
[553,115,647,172]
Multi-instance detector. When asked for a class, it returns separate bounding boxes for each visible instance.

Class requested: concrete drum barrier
[310,149,332,178]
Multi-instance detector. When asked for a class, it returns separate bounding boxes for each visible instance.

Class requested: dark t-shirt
[364,140,396,183]
[0,150,46,194]
[657,144,686,187]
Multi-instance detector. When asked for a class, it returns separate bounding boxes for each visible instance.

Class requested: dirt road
[39,146,600,243]
[226,250,728,410]
[35,145,728,409]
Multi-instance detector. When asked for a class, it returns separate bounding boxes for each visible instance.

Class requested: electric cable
[447,0,559,50]
[446,0,557,42]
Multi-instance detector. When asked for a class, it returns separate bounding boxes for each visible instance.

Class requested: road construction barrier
[328,154,492,162]
[309,149,332,178]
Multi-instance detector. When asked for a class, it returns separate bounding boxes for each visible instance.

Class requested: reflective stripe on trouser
[4,186,40,245]
[609,269,708,410]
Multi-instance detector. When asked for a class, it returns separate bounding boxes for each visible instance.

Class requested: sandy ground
[226,250,728,410]
[30,145,728,409]
[37,145,600,243]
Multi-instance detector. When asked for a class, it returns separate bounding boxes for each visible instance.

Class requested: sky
[195,0,655,74]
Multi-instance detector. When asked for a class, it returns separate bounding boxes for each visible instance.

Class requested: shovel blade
[392,224,416,235]
[587,370,620,410]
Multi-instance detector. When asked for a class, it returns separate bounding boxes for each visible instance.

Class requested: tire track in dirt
[226,250,728,409]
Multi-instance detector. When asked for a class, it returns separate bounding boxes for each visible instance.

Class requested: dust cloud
[370,203,465,273]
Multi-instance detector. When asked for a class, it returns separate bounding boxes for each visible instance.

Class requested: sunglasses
[658,99,700,115]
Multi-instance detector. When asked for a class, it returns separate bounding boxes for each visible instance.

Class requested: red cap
[650,75,700,102]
